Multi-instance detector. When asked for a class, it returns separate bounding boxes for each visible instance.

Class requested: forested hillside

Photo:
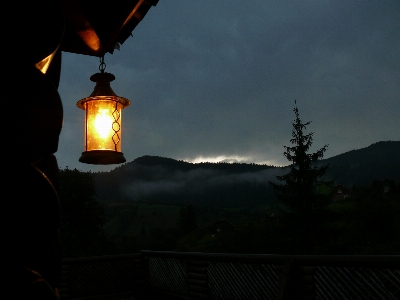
[93,141,400,207]
[58,141,400,257]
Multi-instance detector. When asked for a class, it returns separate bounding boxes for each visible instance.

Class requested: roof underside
[60,0,159,57]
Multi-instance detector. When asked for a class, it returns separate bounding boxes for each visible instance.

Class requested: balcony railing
[60,251,400,300]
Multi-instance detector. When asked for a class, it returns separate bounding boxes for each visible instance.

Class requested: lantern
[77,58,130,164]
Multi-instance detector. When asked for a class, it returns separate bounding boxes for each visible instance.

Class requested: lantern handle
[99,56,106,73]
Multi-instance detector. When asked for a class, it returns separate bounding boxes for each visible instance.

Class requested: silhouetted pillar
[1,2,65,299]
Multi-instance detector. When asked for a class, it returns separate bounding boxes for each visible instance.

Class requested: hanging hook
[99,56,106,73]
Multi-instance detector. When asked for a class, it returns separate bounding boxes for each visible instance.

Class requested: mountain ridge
[93,141,400,207]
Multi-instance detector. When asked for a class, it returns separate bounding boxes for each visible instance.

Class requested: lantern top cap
[90,72,115,83]
[76,70,130,109]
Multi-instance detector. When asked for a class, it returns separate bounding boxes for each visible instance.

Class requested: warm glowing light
[94,109,113,139]
[85,99,122,151]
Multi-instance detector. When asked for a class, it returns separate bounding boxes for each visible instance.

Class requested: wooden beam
[62,0,102,55]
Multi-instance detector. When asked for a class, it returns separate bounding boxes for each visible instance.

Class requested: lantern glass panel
[85,98,122,152]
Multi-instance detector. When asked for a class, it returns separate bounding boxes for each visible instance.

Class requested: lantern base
[79,150,126,165]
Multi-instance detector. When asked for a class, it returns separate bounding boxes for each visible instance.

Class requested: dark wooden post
[277,260,316,300]
[135,254,151,298]
[277,260,293,300]
[59,262,70,300]
[187,259,210,300]
[297,266,316,300]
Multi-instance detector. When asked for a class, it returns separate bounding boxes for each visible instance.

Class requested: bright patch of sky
[183,155,287,167]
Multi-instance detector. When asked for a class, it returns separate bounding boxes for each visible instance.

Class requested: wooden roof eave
[60,0,159,57]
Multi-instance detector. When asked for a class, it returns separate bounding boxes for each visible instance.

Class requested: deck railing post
[187,259,210,299]
[297,265,316,300]
[277,260,293,300]
[277,260,316,300]
[134,253,151,298]
[59,262,70,299]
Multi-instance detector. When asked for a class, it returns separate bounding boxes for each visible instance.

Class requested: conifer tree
[270,103,331,213]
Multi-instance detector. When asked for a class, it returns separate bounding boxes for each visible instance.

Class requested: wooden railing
[60,253,147,300]
[60,252,400,300]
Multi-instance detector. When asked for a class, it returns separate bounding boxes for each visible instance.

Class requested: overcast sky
[57,0,400,172]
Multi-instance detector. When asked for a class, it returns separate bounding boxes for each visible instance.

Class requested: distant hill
[93,141,400,208]
[321,141,400,186]
[94,156,279,207]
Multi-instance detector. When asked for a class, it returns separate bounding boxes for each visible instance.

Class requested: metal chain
[99,56,106,73]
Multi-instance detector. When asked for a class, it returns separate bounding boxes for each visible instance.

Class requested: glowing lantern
[77,59,130,164]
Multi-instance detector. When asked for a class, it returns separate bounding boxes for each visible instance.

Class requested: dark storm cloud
[57,1,400,172]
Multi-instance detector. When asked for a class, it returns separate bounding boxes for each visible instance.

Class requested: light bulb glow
[84,99,123,151]
[94,109,113,139]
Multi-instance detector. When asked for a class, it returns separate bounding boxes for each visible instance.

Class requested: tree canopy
[58,168,111,257]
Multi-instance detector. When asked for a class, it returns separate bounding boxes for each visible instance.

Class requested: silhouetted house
[208,220,235,236]
[381,180,393,194]
[332,185,353,202]
[369,179,398,194]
